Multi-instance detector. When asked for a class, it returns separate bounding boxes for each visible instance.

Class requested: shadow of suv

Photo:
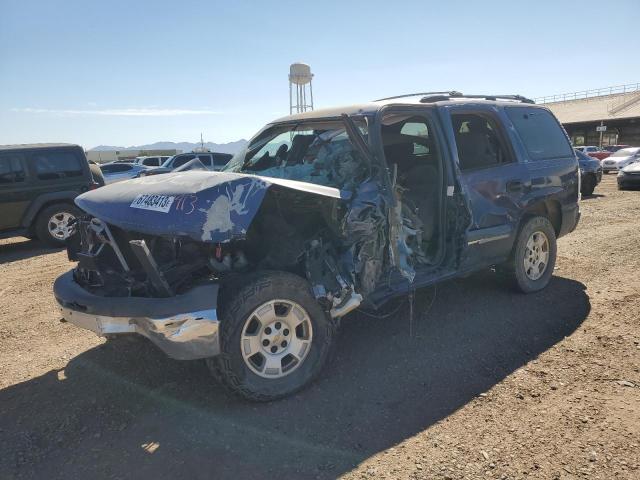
[0,143,100,247]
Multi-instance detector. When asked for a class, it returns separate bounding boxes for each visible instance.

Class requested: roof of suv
[0,143,81,151]
[272,94,539,124]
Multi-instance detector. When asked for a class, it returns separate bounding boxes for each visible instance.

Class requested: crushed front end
[55,215,222,359]
[53,167,379,360]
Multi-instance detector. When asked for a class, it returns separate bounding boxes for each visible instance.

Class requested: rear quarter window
[0,154,27,183]
[506,107,573,160]
[31,150,84,180]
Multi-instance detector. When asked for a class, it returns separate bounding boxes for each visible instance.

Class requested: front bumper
[53,271,220,360]
[617,173,640,189]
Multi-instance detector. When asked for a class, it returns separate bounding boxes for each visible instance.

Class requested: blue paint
[75,170,346,242]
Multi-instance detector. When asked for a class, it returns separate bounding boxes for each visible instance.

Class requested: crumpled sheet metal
[59,306,220,360]
[340,180,388,295]
[389,195,416,284]
[75,166,415,300]
[75,170,347,243]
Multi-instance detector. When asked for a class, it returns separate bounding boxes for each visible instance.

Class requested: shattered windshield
[223,120,369,190]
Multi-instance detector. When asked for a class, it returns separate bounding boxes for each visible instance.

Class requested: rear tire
[35,203,81,248]
[501,216,557,293]
[207,271,335,402]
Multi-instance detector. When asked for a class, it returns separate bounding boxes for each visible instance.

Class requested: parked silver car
[133,155,170,167]
[100,162,152,184]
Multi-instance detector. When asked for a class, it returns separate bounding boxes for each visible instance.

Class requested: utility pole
[599,120,604,149]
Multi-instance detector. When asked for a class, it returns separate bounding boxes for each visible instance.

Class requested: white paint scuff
[200,181,266,241]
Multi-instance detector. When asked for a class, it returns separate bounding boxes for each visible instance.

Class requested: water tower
[289,62,314,114]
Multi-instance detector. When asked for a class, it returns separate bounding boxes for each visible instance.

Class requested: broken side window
[227,121,370,191]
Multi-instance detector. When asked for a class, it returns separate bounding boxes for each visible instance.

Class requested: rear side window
[31,151,83,180]
[142,157,160,166]
[506,107,573,160]
[451,113,511,170]
[0,154,26,183]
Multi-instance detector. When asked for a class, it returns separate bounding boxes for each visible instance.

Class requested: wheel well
[522,200,562,237]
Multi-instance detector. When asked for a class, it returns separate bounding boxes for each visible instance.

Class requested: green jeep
[0,143,101,247]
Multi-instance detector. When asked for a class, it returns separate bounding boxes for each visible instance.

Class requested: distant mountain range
[89,140,248,154]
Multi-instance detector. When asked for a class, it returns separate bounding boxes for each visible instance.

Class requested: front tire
[35,203,81,247]
[502,216,557,293]
[581,175,596,196]
[207,271,335,401]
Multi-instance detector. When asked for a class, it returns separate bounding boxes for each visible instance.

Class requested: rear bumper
[53,271,220,360]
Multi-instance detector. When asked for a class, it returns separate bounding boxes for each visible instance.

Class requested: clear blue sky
[1,0,639,149]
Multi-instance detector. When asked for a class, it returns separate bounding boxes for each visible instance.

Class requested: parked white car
[601,147,640,173]
[100,162,152,184]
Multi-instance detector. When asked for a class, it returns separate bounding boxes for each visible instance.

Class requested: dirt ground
[0,175,638,480]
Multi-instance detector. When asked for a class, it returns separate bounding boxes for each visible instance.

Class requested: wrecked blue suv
[53,92,580,401]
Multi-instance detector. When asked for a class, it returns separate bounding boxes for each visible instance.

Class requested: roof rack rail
[374,91,462,102]
[420,93,535,104]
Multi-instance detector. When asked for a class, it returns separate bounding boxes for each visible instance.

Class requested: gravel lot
[0,175,638,480]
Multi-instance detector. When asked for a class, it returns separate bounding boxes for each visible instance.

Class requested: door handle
[506,180,524,192]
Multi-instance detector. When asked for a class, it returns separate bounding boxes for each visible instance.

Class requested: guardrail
[534,83,640,104]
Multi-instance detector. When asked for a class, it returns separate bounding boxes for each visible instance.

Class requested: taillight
[89,182,100,190]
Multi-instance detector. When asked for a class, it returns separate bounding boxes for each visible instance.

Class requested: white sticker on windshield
[130,194,175,213]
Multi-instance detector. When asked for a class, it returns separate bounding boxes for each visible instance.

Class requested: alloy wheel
[47,212,75,241]
[523,231,549,281]
[240,299,313,378]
